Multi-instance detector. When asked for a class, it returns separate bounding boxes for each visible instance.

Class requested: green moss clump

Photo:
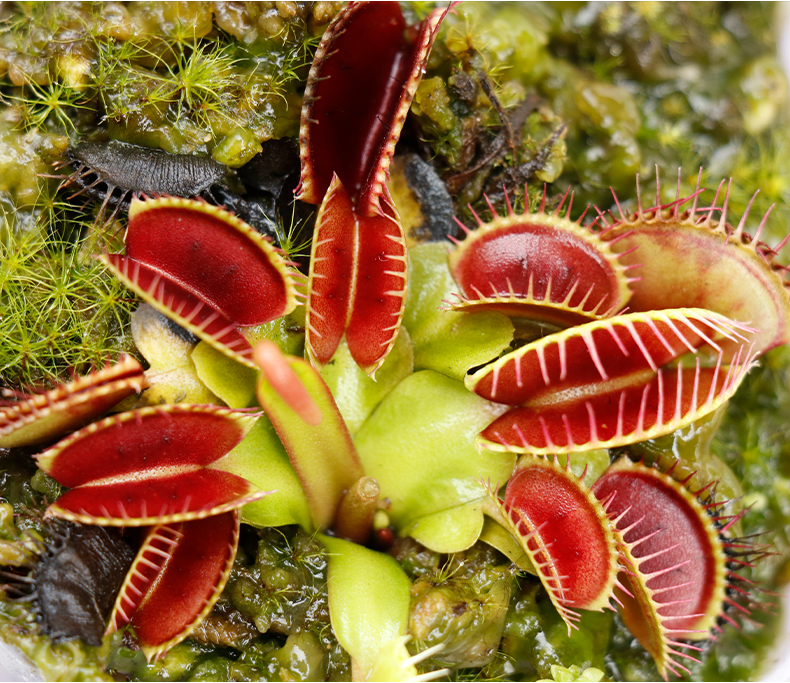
[418,2,789,236]
[0,223,136,387]
[0,2,340,154]
[407,545,515,670]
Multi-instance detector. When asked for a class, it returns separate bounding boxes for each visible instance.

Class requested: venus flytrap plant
[33,405,269,660]
[538,664,606,683]
[304,173,409,376]
[90,78,782,677]
[114,235,318,533]
[466,308,759,455]
[427,176,784,676]
[354,369,514,552]
[319,332,415,435]
[75,166,519,670]
[0,368,271,659]
[106,512,243,662]
[254,340,323,426]
[129,304,219,407]
[591,458,755,679]
[97,308,444,675]
[1,3,788,680]
[367,637,449,683]
[35,405,267,527]
[436,177,786,672]
[402,242,514,381]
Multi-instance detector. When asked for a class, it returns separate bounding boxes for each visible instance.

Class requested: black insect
[213,138,316,271]
[2,520,135,646]
[397,152,455,244]
[59,137,316,270]
[62,139,227,220]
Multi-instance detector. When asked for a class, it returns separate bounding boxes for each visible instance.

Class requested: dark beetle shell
[214,139,316,272]
[67,140,226,213]
[398,152,454,244]
[32,522,135,645]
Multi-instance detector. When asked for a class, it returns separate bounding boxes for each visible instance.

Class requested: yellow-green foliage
[0,202,135,387]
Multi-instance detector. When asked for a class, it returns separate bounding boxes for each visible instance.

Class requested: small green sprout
[3,79,91,133]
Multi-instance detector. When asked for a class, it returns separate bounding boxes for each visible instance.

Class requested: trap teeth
[102,197,299,368]
[592,458,737,679]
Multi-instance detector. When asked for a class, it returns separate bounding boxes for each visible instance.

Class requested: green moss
[0,1,335,152]
[408,545,515,671]
[211,126,262,167]
[224,528,341,664]
[419,2,788,226]
[0,225,136,387]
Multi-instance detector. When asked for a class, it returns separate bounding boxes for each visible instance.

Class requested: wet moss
[0,2,339,154]
[418,3,789,233]
[407,545,515,670]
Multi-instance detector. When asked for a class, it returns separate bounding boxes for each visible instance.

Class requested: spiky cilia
[0,0,783,673]
[0,355,145,448]
[485,454,766,680]
[297,1,447,216]
[107,511,240,662]
[299,1,448,376]
[482,456,622,633]
[36,404,268,526]
[304,175,408,376]
[101,196,300,368]
[592,458,763,680]
[596,169,790,356]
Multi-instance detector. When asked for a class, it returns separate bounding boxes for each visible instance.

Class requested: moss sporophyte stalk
[0,2,788,682]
